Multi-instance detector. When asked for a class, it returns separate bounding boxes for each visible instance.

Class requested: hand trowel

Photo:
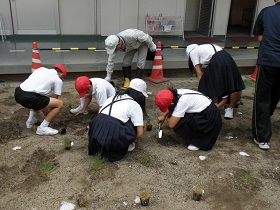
[156,123,163,139]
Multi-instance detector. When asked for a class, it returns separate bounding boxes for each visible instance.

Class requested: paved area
[0,34,259,77]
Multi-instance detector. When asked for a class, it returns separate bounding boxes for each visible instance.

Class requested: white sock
[27,110,36,122]
[39,120,50,128]
[80,96,86,107]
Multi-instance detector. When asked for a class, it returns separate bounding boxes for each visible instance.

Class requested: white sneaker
[224,108,233,119]
[254,138,270,150]
[187,144,199,151]
[70,106,88,115]
[26,118,37,129]
[36,126,58,136]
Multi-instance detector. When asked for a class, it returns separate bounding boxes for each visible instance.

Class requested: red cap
[75,76,90,98]
[52,64,67,77]
[155,90,173,112]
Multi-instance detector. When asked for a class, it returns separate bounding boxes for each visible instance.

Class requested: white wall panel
[59,0,96,35]
[212,0,231,36]
[0,0,13,35]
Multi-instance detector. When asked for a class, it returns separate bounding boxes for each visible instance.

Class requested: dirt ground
[0,74,279,210]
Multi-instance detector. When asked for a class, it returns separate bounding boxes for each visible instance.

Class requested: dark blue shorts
[15,87,50,110]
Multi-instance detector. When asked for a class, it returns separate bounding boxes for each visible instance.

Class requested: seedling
[89,153,107,171]
[237,122,247,133]
[192,183,204,201]
[241,171,260,188]
[1,83,11,90]
[38,160,56,177]
[63,137,73,150]
[139,191,151,206]
[138,151,151,165]
[77,194,89,207]
[146,119,152,131]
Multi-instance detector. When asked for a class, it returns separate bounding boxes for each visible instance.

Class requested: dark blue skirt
[88,113,137,162]
[173,103,222,150]
[198,50,245,98]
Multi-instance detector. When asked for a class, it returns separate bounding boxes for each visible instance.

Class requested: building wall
[0,0,273,36]
[59,0,96,35]
[0,0,13,35]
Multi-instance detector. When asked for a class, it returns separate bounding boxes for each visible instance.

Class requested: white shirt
[20,67,63,95]
[100,94,143,125]
[172,89,212,118]
[87,78,116,106]
[189,44,222,66]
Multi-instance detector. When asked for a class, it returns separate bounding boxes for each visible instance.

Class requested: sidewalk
[0,35,259,77]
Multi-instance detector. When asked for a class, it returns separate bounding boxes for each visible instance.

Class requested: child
[155,88,222,151]
[70,76,116,115]
[14,64,67,135]
[88,78,148,162]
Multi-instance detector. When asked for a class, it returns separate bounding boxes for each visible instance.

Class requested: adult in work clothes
[104,29,157,89]
[186,44,245,119]
[88,79,148,162]
[14,64,67,136]
[155,88,222,151]
[70,76,116,115]
[252,0,280,150]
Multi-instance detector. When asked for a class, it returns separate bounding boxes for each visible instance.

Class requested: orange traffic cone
[245,65,258,82]
[146,41,170,85]
[31,42,42,72]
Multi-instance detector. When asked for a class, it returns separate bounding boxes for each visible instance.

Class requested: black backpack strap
[179,92,211,102]
[210,44,217,53]
[100,95,133,116]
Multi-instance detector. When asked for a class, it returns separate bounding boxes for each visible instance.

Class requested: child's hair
[166,87,178,116]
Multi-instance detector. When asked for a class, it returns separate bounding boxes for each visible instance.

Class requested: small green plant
[237,122,247,132]
[0,121,6,127]
[192,183,204,201]
[68,102,72,109]
[139,191,151,206]
[139,151,151,165]
[243,79,255,87]
[272,120,280,129]
[1,83,11,90]
[76,194,90,207]
[241,171,260,188]
[38,160,56,177]
[63,137,73,150]
[89,153,107,171]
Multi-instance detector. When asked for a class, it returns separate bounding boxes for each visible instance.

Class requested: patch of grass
[241,171,261,188]
[272,120,280,129]
[0,121,6,127]
[139,151,152,165]
[63,137,72,146]
[236,122,247,133]
[38,160,56,177]
[1,83,12,90]
[63,137,73,150]
[89,153,107,171]
[68,102,72,109]
[243,79,255,87]
[77,194,90,207]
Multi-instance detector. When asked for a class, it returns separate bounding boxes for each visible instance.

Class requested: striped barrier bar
[37,46,259,51]
[39,47,104,51]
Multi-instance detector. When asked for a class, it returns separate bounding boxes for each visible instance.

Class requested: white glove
[104,73,111,82]
[149,43,157,52]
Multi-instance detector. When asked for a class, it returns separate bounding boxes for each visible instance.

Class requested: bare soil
[0,75,279,210]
